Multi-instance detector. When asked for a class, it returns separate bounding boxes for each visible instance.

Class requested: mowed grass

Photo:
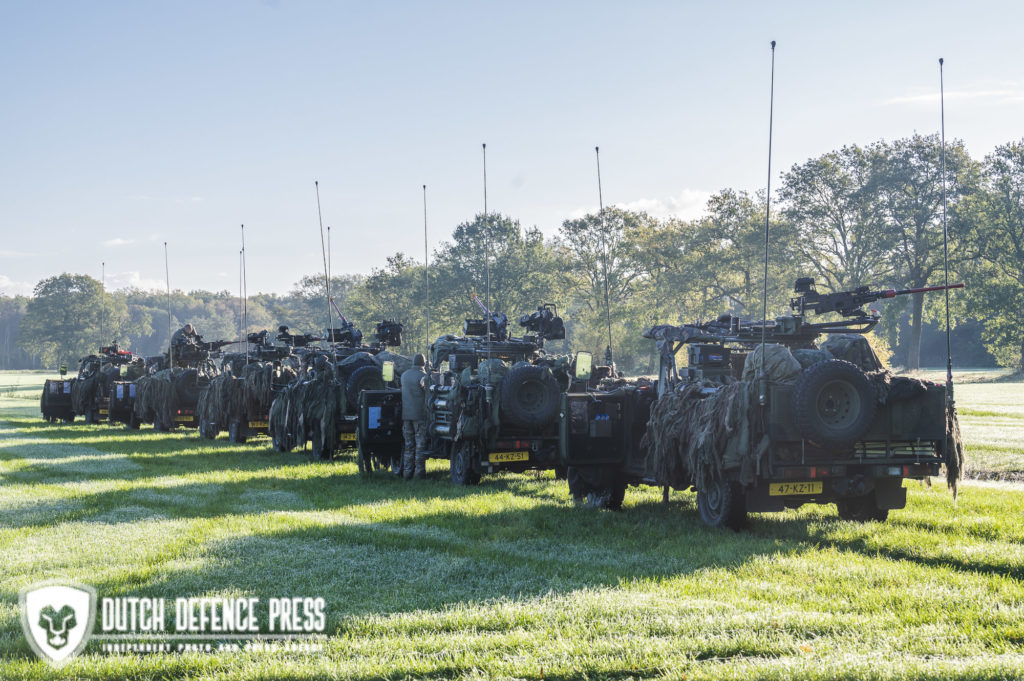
[0,372,1022,680]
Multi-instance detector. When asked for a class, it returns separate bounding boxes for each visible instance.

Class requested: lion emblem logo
[21,584,96,664]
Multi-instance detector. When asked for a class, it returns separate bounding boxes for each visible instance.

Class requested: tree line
[3,134,1022,373]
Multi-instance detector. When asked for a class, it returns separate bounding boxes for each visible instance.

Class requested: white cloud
[103,238,135,247]
[569,188,712,222]
[0,249,34,257]
[105,271,167,291]
[0,275,35,296]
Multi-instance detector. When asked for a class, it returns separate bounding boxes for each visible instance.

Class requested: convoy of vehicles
[35,279,963,529]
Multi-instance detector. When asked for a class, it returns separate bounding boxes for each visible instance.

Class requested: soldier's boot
[401,421,416,480]
[414,453,427,479]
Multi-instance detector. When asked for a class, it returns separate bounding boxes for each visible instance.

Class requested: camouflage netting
[196,372,246,428]
[268,374,343,452]
[134,369,176,426]
[70,374,98,414]
[641,381,769,489]
[642,339,964,492]
[241,361,297,416]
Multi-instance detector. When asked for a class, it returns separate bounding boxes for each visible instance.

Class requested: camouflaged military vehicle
[559,278,965,528]
[132,334,231,431]
[268,319,407,459]
[40,345,136,424]
[358,301,580,483]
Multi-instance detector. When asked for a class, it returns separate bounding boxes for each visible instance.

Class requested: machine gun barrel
[891,283,965,297]
[792,278,965,317]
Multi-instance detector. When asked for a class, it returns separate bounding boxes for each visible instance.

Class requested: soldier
[400,353,428,480]
[171,323,199,347]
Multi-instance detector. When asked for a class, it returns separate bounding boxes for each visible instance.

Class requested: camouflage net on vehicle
[945,404,965,497]
[268,373,342,452]
[641,381,769,490]
[70,375,98,414]
[133,369,176,426]
[241,362,297,416]
[196,372,246,428]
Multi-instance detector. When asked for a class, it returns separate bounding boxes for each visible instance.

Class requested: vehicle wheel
[450,442,481,486]
[153,417,170,432]
[271,429,292,453]
[568,466,625,510]
[61,415,75,424]
[499,364,561,429]
[345,365,385,415]
[127,412,141,430]
[697,477,747,530]
[309,421,332,461]
[554,464,568,480]
[84,410,97,424]
[792,359,876,450]
[199,418,217,439]
[228,420,248,444]
[837,493,889,522]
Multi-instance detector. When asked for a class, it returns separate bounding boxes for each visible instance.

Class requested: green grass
[1,372,1022,680]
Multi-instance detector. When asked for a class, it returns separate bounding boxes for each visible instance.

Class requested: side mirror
[381,361,395,383]
[574,351,593,380]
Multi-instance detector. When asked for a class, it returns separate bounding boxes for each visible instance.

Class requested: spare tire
[792,359,876,450]
[345,365,385,414]
[174,369,200,406]
[500,364,560,429]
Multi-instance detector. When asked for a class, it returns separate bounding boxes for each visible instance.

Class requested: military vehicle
[132,334,231,431]
[558,278,965,528]
[269,318,406,458]
[40,345,136,424]
[358,300,577,483]
[197,330,299,442]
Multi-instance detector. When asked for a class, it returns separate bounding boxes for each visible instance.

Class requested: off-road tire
[199,418,218,440]
[450,442,481,486]
[837,493,889,522]
[792,359,876,450]
[309,421,333,461]
[499,364,561,429]
[697,477,747,530]
[228,420,248,444]
[567,466,626,510]
[345,366,385,414]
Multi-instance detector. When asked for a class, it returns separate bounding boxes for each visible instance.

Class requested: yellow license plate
[174,415,192,422]
[489,450,529,463]
[99,409,108,415]
[769,481,823,496]
[338,432,357,442]
[248,421,268,429]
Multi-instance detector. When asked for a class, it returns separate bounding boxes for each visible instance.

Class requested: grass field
[1,371,1022,680]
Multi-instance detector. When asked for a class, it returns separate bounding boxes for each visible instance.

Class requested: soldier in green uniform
[171,323,198,348]
[400,353,428,480]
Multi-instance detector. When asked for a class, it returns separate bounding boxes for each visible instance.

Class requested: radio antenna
[164,242,173,368]
[939,57,953,401]
[238,249,243,347]
[315,181,336,366]
[595,146,614,368]
[758,39,777,406]
[100,261,105,346]
[423,184,430,353]
[483,143,493,401]
[241,224,249,366]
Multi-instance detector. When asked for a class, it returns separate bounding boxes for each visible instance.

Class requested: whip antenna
[939,57,953,401]
[483,143,493,400]
[164,242,172,368]
[241,224,248,366]
[238,249,243,346]
[100,261,105,345]
[315,181,336,366]
[423,184,430,354]
[758,39,777,406]
[595,146,614,367]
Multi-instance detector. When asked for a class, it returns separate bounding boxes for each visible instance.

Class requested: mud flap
[874,478,907,510]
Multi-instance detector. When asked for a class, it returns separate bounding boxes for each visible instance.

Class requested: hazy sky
[2,1,1022,297]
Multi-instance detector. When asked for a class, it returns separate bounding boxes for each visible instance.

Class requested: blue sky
[1,0,1022,296]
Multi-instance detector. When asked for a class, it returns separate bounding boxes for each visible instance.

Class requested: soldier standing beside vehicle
[400,353,428,480]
